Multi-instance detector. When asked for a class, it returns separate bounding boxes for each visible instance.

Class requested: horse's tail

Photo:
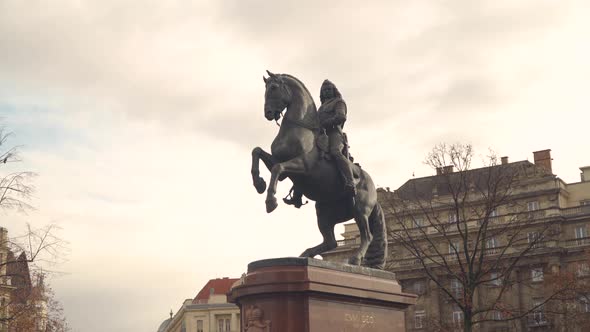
[364,202,387,269]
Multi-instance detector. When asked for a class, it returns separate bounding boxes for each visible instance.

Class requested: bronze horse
[250,71,387,268]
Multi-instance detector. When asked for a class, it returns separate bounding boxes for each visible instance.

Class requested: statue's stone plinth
[228,257,416,332]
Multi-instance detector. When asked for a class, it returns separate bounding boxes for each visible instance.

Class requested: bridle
[266,74,320,132]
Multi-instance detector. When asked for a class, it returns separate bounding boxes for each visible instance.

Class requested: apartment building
[323,150,590,331]
[158,277,240,332]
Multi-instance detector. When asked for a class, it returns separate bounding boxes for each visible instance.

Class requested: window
[448,212,458,223]
[492,310,503,320]
[217,318,231,332]
[486,237,499,254]
[579,296,590,313]
[449,242,461,260]
[581,200,590,206]
[451,279,463,297]
[452,310,464,324]
[527,201,539,211]
[197,320,203,332]
[414,310,425,329]
[531,268,544,282]
[576,226,588,245]
[530,298,546,325]
[489,272,502,286]
[528,232,541,248]
[578,263,590,277]
[181,321,186,332]
[413,217,425,228]
[490,209,498,217]
[413,280,426,295]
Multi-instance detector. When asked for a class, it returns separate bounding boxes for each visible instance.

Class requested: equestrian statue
[250,71,387,269]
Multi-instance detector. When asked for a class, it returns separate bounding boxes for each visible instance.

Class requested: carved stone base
[228,257,416,332]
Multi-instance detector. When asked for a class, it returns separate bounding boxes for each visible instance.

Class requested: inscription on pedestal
[344,312,376,329]
[310,298,405,332]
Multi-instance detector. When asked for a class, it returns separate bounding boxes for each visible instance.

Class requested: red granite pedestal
[228,257,416,332]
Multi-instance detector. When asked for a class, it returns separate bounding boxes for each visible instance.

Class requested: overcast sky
[1,1,589,331]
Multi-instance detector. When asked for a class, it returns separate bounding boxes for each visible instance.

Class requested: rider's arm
[328,101,347,127]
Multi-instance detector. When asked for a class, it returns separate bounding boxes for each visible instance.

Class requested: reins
[276,109,320,133]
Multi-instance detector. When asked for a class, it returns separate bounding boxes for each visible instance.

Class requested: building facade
[0,228,11,331]
[159,277,240,332]
[323,150,590,331]
[0,227,49,332]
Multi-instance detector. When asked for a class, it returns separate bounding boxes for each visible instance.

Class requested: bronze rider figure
[284,79,356,208]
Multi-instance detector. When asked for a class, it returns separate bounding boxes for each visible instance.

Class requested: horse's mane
[279,74,316,109]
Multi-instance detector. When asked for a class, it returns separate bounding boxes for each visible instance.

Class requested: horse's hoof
[348,256,361,266]
[299,249,313,258]
[254,177,267,194]
[266,197,278,213]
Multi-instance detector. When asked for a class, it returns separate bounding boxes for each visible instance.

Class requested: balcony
[562,205,590,217]
[485,247,500,255]
[527,313,548,327]
[563,236,590,248]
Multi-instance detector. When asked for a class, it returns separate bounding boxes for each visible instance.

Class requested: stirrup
[283,196,303,208]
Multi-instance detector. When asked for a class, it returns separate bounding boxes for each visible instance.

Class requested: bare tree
[0,224,69,331]
[0,124,69,331]
[539,250,590,332]
[4,272,70,332]
[0,126,36,212]
[382,144,571,332]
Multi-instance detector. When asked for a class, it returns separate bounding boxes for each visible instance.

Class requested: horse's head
[263,70,292,121]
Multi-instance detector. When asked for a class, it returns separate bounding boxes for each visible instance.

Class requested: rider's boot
[283,189,303,208]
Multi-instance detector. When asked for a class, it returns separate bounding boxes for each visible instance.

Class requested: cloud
[1,0,572,145]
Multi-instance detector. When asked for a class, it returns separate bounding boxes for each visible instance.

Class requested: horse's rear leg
[348,200,373,266]
[251,147,274,194]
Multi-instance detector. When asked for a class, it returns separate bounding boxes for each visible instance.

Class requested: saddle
[316,132,361,178]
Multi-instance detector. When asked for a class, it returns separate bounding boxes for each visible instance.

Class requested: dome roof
[157,317,172,332]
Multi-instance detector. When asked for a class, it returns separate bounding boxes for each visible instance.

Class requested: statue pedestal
[228,257,416,332]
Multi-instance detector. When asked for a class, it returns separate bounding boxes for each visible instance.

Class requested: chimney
[436,166,454,175]
[533,149,552,174]
[581,166,590,182]
[501,156,509,165]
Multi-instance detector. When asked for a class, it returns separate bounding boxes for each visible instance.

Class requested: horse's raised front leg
[265,156,306,213]
[251,147,274,194]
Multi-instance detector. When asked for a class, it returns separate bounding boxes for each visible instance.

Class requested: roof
[192,277,240,304]
[389,160,551,201]
[156,317,172,332]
